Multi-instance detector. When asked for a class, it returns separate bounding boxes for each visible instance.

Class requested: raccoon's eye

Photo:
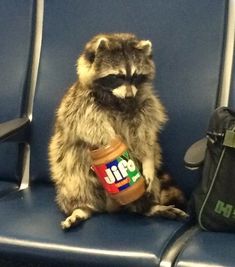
[96,74,125,89]
[132,73,148,86]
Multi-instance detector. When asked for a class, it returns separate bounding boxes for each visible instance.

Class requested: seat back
[31,0,226,196]
[0,0,35,183]
[229,53,235,107]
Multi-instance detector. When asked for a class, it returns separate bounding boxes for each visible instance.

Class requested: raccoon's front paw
[61,208,91,230]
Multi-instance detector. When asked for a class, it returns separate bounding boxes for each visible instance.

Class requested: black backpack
[185,107,235,232]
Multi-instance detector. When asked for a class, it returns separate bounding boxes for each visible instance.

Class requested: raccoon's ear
[84,38,109,63]
[95,37,109,52]
[136,40,152,56]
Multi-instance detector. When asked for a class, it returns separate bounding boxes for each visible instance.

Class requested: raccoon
[48,33,188,229]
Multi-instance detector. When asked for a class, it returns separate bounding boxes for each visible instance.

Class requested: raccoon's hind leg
[61,208,92,230]
[129,178,188,220]
[144,178,189,220]
[159,173,187,211]
[144,204,188,219]
[56,173,105,230]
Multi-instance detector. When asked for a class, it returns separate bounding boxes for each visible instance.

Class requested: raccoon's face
[77,33,155,112]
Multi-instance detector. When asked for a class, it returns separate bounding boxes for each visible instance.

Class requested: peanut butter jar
[90,137,145,205]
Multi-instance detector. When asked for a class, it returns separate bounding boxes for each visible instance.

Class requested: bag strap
[198,146,227,230]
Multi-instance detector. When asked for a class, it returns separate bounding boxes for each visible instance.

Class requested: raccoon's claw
[61,215,79,230]
[143,173,154,192]
[145,204,189,220]
[142,158,155,192]
[145,179,153,193]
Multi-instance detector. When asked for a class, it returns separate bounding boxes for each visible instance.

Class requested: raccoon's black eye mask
[94,73,148,90]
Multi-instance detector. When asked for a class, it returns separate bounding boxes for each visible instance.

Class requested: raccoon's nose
[126,85,137,97]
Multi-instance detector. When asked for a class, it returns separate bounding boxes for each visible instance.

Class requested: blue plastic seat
[175,231,235,267]
[0,185,189,267]
[0,1,228,266]
[229,55,235,107]
[0,0,35,194]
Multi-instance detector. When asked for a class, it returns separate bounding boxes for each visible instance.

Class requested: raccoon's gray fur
[48,33,187,229]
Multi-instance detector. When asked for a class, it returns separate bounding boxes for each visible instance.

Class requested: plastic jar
[90,137,145,205]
